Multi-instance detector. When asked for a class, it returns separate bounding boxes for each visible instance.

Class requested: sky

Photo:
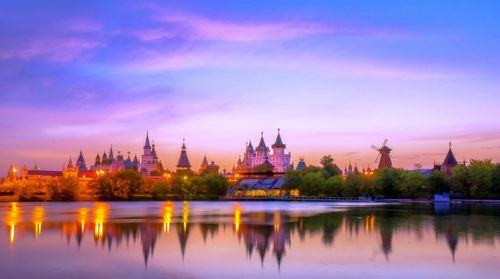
[1,0,499,173]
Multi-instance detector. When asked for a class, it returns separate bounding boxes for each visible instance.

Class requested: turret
[199,154,208,173]
[144,131,152,155]
[101,152,109,165]
[256,132,269,157]
[108,146,114,163]
[95,153,101,165]
[272,128,286,155]
[76,150,87,172]
[442,142,458,175]
[176,139,192,171]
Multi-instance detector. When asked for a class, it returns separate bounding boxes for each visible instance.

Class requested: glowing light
[93,203,109,239]
[273,211,281,232]
[32,206,44,238]
[183,176,187,180]
[5,202,21,244]
[234,206,241,233]
[182,202,189,232]
[162,202,174,234]
[79,208,89,232]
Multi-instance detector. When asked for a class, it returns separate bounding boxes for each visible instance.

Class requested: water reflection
[1,202,499,277]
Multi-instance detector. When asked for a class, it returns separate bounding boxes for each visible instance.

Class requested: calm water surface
[1,201,499,278]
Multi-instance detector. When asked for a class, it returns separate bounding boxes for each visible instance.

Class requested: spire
[151,142,158,160]
[144,131,151,149]
[67,157,74,170]
[176,139,191,170]
[443,142,458,166]
[95,153,101,165]
[109,145,114,162]
[258,132,266,148]
[272,128,286,149]
[102,151,109,165]
[133,154,139,164]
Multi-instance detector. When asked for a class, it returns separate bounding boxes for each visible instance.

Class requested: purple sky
[1,0,499,173]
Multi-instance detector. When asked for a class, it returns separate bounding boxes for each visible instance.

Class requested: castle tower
[95,153,101,166]
[176,139,192,171]
[76,150,87,172]
[140,132,159,175]
[199,154,208,174]
[102,152,109,165]
[108,146,114,163]
[442,142,458,175]
[256,132,269,159]
[63,157,78,178]
[269,129,291,173]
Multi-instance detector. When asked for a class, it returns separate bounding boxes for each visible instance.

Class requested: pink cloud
[0,36,104,62]
[157,13,332,42]
[114,28,174,41]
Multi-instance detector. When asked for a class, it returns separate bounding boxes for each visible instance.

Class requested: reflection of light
[33,206,44,237]
[182,201,189,232]
[5,202,21,244]
[163,202,174,234]
[274,211,281,232]
[234,206,241,233]
[93,203,109,239]
[79,208,89,232]
[365,214,376,233]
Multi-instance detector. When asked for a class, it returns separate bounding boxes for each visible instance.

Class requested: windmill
[372,138,393,169]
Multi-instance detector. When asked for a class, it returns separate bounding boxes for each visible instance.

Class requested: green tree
[113,169,144,199]
[468,159,495,199]
[492,164,500,198]
[399,171,428,198]
[202,173,229,197]
[427,171,450,194]
[299,172,325,196]
[323,175,344,196]
[151,180,170,200]
[283,170,303,193]
[47,177,79,201]
[373,168,404,197]
[344,174,363,197]
[320,155,342,177]
[450,165,471,197]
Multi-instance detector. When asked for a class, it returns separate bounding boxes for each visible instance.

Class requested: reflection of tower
[446,228,458,262]
[199,223,219,243]
[380,227,393,260]
[140,224,158,267]
[176,223,191,260]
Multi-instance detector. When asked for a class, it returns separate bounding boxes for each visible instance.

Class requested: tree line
[0,170,229,201]
[283,156,500,199]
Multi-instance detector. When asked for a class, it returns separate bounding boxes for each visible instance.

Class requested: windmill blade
[371,145,379,150]
[383,138,388,146]
[375,153,381,163]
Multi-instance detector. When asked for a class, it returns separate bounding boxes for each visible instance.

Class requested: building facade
[235,129,291,173]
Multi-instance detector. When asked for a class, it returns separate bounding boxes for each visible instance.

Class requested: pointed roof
[151,142,158,160]
[102,151,109,165]
[201,155,208,168]
[77,150,85,164]
[258,132,266,148]
[67,157,74,169]
[133,154,139,164]
[144,131,151,149]
[443,142,458,167]
[95,153,101,165]
[176,139,192,169]
[108,146,114,162]
[272,129,286,149]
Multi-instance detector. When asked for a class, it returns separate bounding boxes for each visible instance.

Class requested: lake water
[1,201,499,278]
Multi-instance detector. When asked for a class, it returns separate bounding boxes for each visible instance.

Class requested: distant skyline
[1,0,499,173]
